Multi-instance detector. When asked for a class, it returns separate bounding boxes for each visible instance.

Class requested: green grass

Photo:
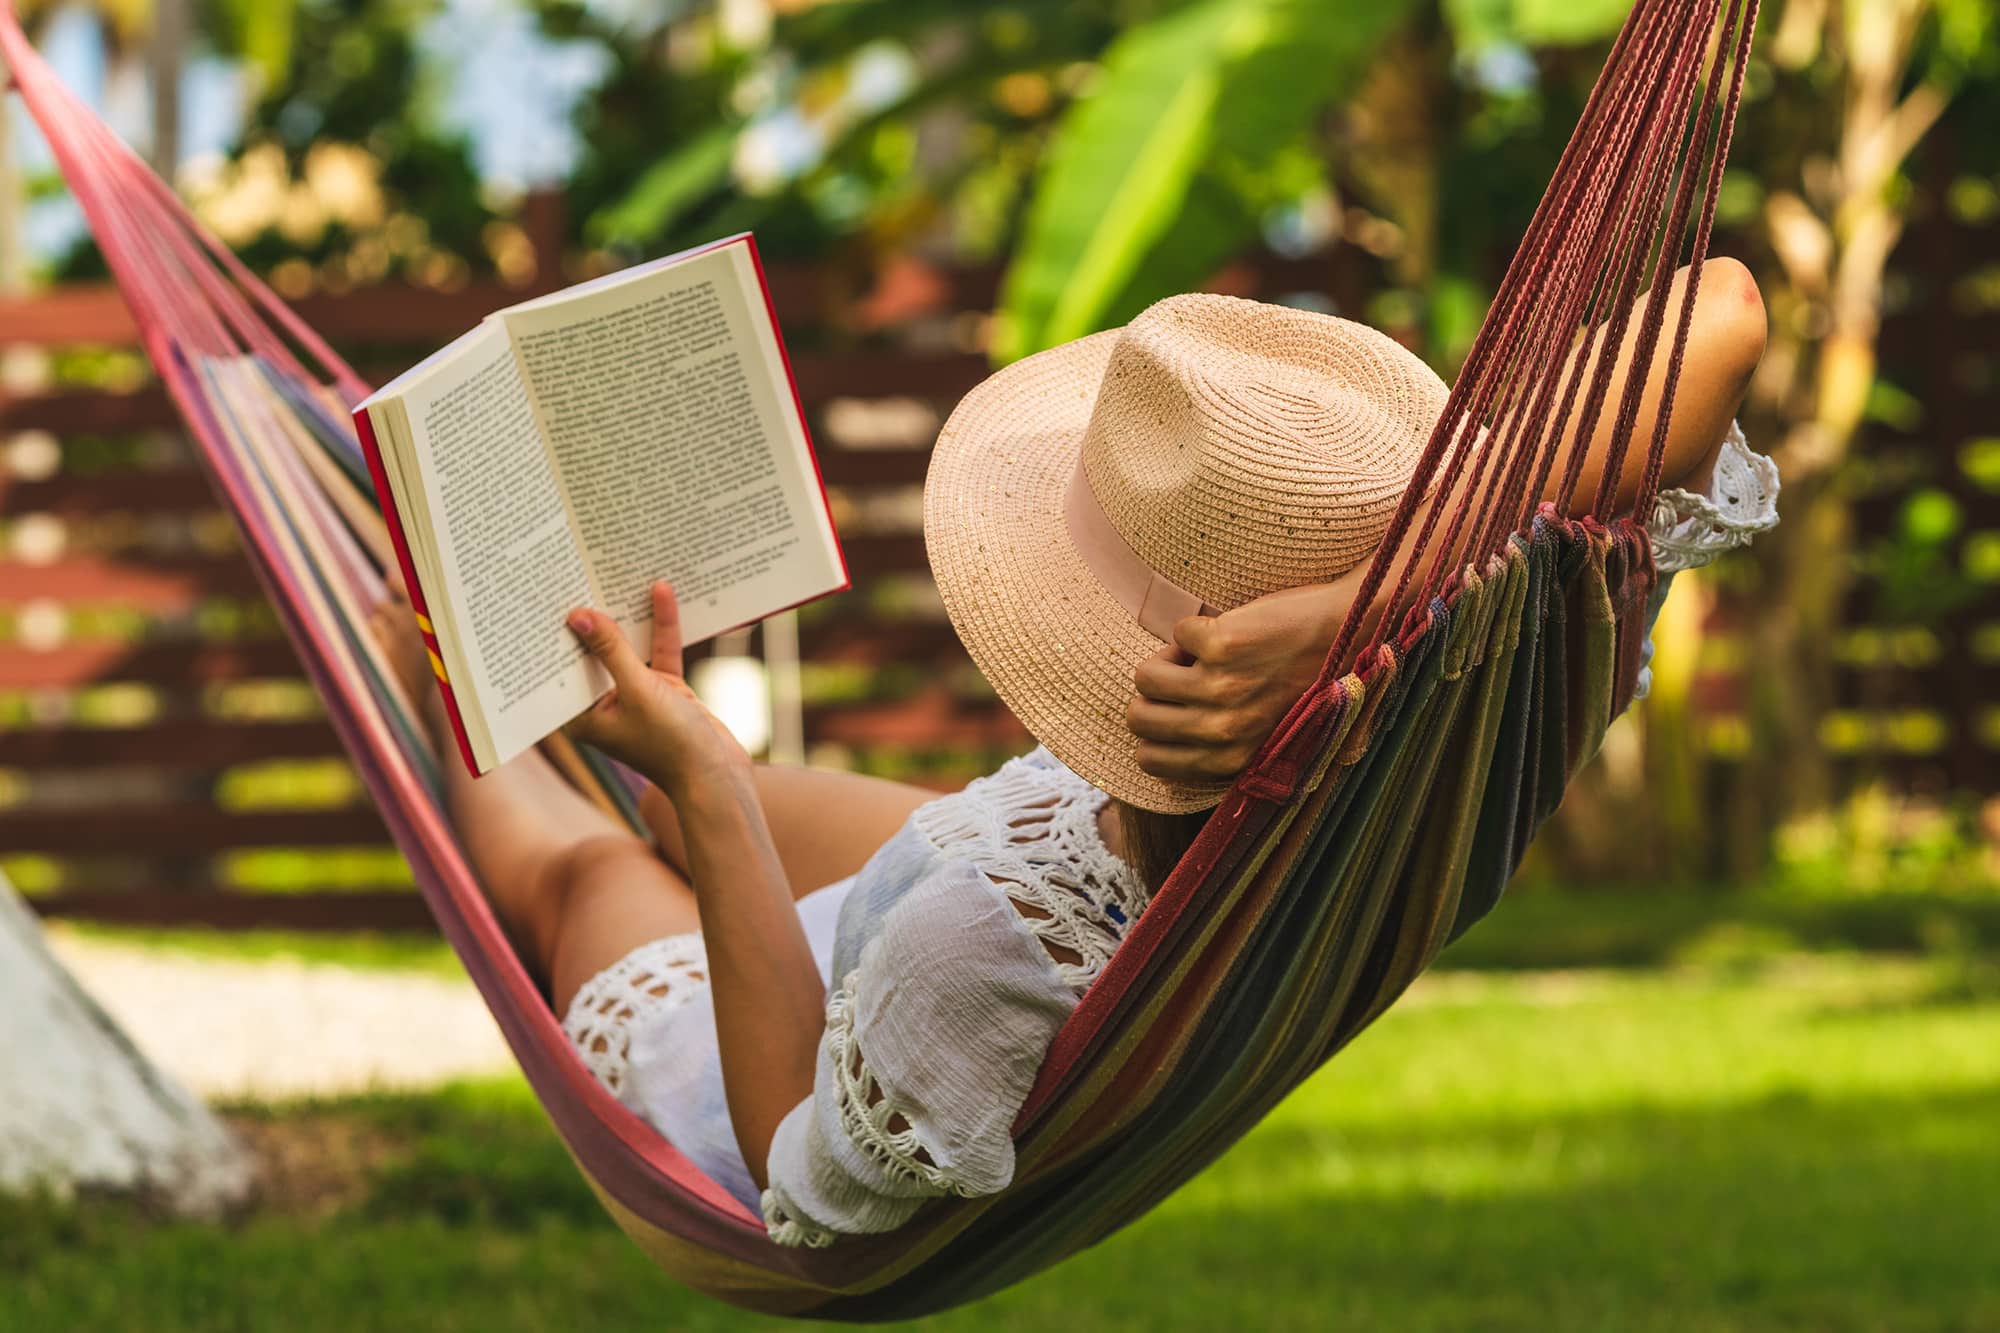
[51,922,464,978]
[1440,886,2000,971]
[52,885,2000,984]
[5,946,1998,1332]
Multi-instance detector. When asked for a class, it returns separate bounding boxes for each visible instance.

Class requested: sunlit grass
[4,945,1996,1332]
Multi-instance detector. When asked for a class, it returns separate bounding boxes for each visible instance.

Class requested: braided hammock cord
[0,0,1759,1318]
[1321,0,1760,681]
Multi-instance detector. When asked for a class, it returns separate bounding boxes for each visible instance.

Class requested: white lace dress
[561,422,1780,1249]
[562,744,1148,1247]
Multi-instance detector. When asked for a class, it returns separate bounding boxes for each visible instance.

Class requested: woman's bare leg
[369,587,704,1015]
[637,764,940,902]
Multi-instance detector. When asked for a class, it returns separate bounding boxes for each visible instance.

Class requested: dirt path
[45,929,516,1102]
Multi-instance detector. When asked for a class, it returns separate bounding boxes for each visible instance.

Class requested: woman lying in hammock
[370,257,1779,1247]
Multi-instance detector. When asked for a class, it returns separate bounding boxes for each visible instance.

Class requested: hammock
[2,0,1757,1317]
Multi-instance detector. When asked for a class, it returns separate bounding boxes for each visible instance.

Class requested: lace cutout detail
[813,970,971,1197]
[1649,420,1779,574]
[762,1189,837,1249]
[910,750,1151,991]
[561,932,709,1097]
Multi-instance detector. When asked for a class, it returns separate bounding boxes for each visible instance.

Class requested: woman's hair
[1115,801,1214,895]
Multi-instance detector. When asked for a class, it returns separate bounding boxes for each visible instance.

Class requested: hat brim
[924,328,1232,814]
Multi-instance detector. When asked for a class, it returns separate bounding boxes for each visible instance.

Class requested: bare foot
[367,578,446,749]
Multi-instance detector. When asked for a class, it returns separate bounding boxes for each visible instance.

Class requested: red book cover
[741,232,851,603]
[353,405,485,777]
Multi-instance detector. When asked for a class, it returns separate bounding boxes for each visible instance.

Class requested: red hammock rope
[1323,0,1762,682]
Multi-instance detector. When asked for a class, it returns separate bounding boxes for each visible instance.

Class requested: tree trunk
[0,877,253,1217]
[1717,0,1954,879]
[149,0,188,181]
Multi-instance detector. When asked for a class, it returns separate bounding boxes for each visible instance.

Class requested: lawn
[6,905,1999,1332]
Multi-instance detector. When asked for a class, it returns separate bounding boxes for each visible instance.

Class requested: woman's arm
[563,583,821,1190]
[1127,257,1768,784]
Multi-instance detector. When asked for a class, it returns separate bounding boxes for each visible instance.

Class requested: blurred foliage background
[5,0,1998,895]
[4,5,2000,1328]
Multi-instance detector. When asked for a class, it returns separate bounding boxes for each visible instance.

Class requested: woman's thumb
[567,608,641,688]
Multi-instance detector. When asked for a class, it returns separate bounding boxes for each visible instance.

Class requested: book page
[396,321,605,768]
[501,241,844,647]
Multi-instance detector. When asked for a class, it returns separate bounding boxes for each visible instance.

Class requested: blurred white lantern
[690,654,771,756]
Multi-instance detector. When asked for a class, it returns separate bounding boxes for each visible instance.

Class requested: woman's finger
[649,580,685,678]
[1124,696,1224,746]
[1170,612,1228,662]
[566,608,644,692]
[1133,647,1209,705]
[1133,738,1247,783]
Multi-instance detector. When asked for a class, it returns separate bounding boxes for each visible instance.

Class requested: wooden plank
[1,805,390,856]
[0,270,986,350]
[805,708,1027,750]
[0,720,343,768]
[0,555,262,605]
[790,351,990,401]
[0,282,537,349]
[0,638,301,690]
[798,618,965,663]
[0,384,177,434]
[4,467,218,513]
[0,350,985,434]
[837,533,932,579]
[29,889,436,933]
[815,448,933,487]
[2,444,933,514]
[802,689,1025,749]
[0,254,1366,354]
[0,543,924,610]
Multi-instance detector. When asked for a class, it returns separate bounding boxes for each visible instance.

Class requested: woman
[371,258,1778,1246]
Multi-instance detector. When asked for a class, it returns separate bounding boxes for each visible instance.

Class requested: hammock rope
[1,0,1758,1317]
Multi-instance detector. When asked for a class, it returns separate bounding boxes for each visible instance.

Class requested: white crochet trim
[821,971,974,1195]
[762,1189,837,1249]
[910,749,1151,991]
[1649,420,1780,574]
[561,931,710,1098]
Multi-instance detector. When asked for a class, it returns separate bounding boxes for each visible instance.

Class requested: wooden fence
[0,239,1375,928]
[3,170,1994,928]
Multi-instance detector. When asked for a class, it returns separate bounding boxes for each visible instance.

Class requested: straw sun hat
[924,292,1450,814]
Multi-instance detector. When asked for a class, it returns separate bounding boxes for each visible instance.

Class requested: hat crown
[1077,293,1448,610]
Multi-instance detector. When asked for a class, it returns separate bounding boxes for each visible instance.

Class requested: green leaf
[996,0,1416,362]
[1961,437,2000,493]
[585,123,738,247]
[213,0,298,91]
[994,0,1239,362]
[1507,0,1633,45]
[1445,0,1632,51]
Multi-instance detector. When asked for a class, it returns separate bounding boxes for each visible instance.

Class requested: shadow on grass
[1441,890,2000,974]
[964,1083,2000,1333]
[4,1079,1997,1332]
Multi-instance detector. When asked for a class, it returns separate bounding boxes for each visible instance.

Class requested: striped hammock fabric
[1,0,1757,1317]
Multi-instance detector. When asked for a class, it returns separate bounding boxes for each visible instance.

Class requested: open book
[354,233,847,777]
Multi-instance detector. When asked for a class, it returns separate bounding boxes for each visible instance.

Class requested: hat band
[1063,456,1218,640]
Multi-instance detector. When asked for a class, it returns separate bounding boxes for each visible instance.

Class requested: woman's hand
[563,580,749,796]
[1126,578,1355,784]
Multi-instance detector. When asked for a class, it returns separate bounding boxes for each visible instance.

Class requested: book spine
[741,232,850,597]
[352,404,485,779]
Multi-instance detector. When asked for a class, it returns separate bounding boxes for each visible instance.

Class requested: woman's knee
[529,834,676,967]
